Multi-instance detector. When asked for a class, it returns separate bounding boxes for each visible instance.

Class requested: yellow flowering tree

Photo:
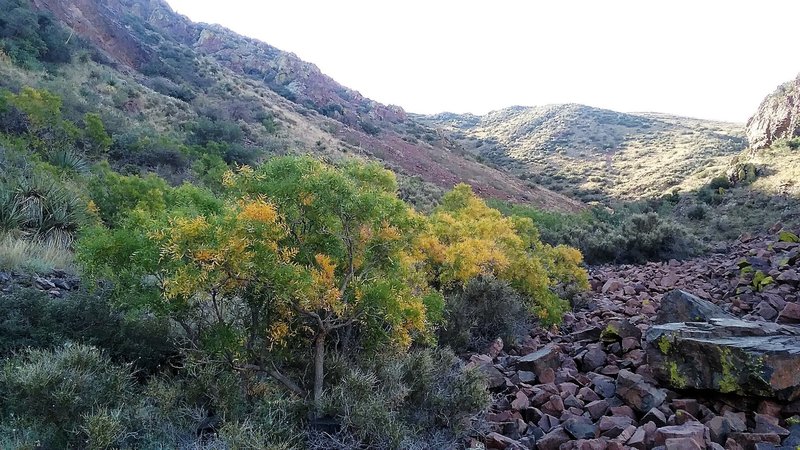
[223,157,439,408]
[419,184,588,325]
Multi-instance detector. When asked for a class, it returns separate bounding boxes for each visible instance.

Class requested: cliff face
[746,73,800,150]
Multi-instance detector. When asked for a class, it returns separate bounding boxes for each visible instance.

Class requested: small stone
[585,399,609,420]
[484,432,523,449]
[616,369,666,413]
[582,346,608,371]
[511,391,529,411]
[516,370,536,384]
[592,375,617,399]
[541,394,564,416]
[654,421,709,448]
[564,416,598,440]
[539,367,556,384]
[602,279,624,294]
[536,427,571,450]
[642,408,667,427]
[777,302,800,324]
[664,437,702,450]
[706,415,731,444]
[517,344,560,378]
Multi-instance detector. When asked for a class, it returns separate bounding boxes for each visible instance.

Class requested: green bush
[687,204,707,220]
[0,344,134,448]
[316,347,488,449]
[0,288,177,374]
[0,176,84,247]
[0,0,76,68]
[439,276,531,353]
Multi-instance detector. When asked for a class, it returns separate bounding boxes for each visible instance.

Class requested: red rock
[536,427,571,450]
[541,394,564,416]
[484,432,523,449]
[510,391,529,411]
[602,279,625,294]
[665,437,703,450]
[539,367,556,384]
[585,399,609,420]
[778,302,800,324]
[575,439,608,450]
[655,421,709,447]
[727,432,781,448]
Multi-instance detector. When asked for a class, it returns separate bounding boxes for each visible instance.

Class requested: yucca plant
[0,182,25,232]
[1,177,83,248]
[47,148,89,174]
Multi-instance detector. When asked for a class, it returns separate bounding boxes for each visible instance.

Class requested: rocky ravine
[468,231,800,450]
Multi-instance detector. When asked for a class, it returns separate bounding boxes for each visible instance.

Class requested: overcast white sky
[165,0,799,122]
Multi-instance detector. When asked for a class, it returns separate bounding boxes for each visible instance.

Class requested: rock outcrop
[647,318,800,401]
[746,72,800,150]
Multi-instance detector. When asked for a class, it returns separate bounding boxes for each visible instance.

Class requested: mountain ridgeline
[19,0,582,212]
[418,104,748,202]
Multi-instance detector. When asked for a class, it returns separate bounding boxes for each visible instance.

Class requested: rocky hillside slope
[746,73,800,150]
[468,230,800,449]
[418,105,746,203]
[23,0,582,212]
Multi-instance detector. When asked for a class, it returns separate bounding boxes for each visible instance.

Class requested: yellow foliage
[237,197,278,224]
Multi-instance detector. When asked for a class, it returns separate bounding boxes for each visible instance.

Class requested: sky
[165,0,800,123]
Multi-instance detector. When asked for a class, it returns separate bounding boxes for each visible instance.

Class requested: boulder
[655,290,734,325]
[516,344,560,377]
[646,318,800,401]
[615,369,666,413]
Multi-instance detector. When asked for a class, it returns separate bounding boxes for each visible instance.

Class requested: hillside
[418,104,747,202]
[14,0,581,213]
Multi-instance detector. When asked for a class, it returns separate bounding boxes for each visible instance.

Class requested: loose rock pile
[0,269,79,297]
[470,232,800,450]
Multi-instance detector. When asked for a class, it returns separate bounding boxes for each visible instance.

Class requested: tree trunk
[313,331,327,412]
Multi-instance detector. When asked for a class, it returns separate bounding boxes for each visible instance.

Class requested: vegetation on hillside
[0,74,589,447]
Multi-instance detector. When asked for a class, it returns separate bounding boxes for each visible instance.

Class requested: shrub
[0,344,134,448]
[0,288,177,374]
[440,276,531,353]
[316,347,487,449]
[687,204,707,220]
[0,176,84,247]
[186,117,244,146]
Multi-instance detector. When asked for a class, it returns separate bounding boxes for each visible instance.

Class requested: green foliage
[317,347,488,449]
[686,204,707,220]
[0,0,76,68]
[0,288,176,373]
[439,276,530,352]
[81,112,112,156]
[0,175,84,247]
[0,344,134,448]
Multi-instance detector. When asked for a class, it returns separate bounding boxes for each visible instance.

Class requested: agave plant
[47,148,90,174]
[2,177,83,248]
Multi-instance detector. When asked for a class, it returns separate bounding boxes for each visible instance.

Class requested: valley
[0,0,799,449]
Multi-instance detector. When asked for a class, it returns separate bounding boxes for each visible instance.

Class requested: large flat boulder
[646,318,800,401]
[655,289,734,325]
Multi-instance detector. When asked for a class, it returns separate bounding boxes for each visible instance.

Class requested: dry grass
[0,234,75,274]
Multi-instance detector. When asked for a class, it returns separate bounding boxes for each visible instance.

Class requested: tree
[80,157,439,410]
[82,113,112,156]
[418,184,588,325]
